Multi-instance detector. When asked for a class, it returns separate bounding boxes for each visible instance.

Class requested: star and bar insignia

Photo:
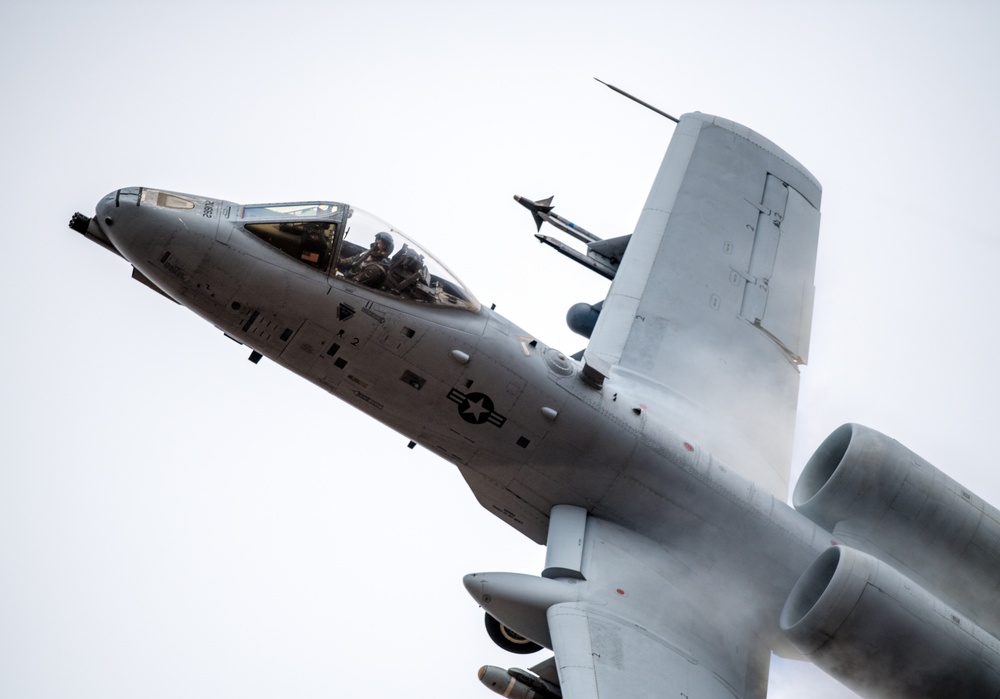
[446,389,507,428]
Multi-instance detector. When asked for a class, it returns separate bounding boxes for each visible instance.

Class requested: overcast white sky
[2,2,999,697]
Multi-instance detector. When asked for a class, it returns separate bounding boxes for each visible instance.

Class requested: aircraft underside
[68,108,1000,698]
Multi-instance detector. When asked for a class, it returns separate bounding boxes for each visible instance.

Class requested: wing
[547,603,770,699]
[584,113,822,498]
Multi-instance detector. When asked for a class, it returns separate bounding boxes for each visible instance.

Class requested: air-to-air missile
[513,194,627,281]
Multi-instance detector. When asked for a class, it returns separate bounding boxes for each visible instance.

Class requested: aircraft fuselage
[72,109,1000,697]
[80,186,836,658]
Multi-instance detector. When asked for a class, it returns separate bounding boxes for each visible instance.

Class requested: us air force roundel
[447,388,507,427]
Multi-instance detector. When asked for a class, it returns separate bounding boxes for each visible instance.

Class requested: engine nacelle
[781,546,1000,698]
[793,423,1000,636]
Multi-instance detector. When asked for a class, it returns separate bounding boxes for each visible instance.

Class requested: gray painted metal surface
[68,112,1000,698]
[584,113,821,499]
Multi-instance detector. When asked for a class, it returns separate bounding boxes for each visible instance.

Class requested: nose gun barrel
[68,211,123,258]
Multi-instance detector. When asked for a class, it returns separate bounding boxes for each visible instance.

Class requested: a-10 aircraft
[69,107,1000,698]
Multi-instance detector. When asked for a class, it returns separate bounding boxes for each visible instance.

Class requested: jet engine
[793,423,1000,635]
[780,545,1000,698]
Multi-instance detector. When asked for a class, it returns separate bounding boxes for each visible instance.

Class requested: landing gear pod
[484,613,542,655]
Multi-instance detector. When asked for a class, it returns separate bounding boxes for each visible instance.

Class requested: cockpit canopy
[239,201,478,310]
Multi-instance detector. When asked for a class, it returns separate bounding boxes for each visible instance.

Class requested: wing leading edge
[584,113,822,498]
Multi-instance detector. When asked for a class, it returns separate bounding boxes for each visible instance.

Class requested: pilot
[385,243,430,297]
[341,231,394,288]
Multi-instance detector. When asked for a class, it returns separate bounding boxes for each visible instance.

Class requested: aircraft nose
[95,187,141,231]
[94,191,117,229]
[94,187,147,258]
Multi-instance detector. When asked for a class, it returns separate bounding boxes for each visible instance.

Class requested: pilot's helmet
[375,231,395,255]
